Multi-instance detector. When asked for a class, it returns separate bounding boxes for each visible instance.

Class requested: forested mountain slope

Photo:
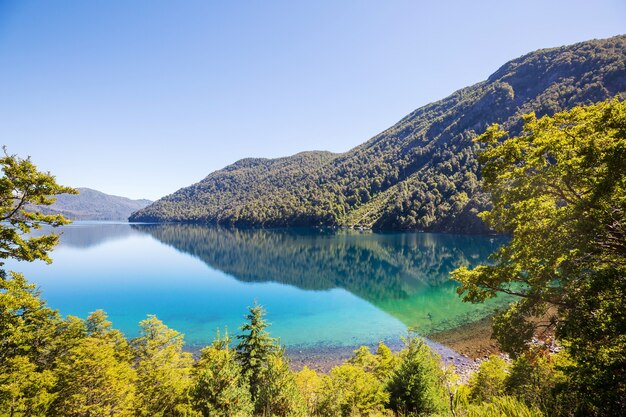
[31,188,152,221]
[130,35,626,232]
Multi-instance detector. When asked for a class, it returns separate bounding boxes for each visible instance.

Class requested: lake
[6,222,508,353]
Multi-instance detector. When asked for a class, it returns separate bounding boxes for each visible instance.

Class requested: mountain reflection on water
[34,221,142,249]
[131,224,509,334]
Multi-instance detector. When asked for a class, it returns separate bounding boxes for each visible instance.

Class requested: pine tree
[387,335,448,416]
[235,303,277,405]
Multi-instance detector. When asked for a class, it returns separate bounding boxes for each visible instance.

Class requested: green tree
[0,149,75,366]
[462,396,544,417]
[467,355,509,403]
[0,148,78,415]
[0,271,60,365]
[387,335,447,416]
[349,342,399,381]
[85,310,132,362]
[294,366,323,416]
[316,363,388,417]
[505,348,570,415]
[191,330,252,417]
[452,100,626,415]
[256,349,306,417]
[50,337,136,417]
[0,355,56,417]
[236,302,277,406]
[349,345,378,373]
[42,315,88,369]
[133,315,194,417]
[374,341,399,381]
[0,147,76,265]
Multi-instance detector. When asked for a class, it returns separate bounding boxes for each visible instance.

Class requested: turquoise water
[5,222,508,349]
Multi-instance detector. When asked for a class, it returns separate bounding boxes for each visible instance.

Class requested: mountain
[31,188,152,221]
[130,35,626,232]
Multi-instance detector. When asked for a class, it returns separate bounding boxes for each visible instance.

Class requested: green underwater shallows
[7,222,510,348]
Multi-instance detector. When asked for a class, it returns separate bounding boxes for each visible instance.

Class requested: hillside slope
[32,188,152,221]
[131,35,626,232]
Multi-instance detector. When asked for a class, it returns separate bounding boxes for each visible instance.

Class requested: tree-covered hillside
[130,36,626,232]
[31,188,152,221]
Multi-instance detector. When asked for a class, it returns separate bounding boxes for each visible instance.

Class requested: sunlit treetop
[453,99,626,356]
[0,147,77,265]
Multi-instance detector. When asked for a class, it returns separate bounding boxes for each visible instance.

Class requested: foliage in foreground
[0,147,77,265]
[458,396,544,417]
[453,99,626,416]
[0,249,567,417]
[191,330,252,417]
[1,279,575,417]
[387,337,447,416]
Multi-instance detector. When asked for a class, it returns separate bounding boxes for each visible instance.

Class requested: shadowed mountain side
[131,36,626,232]
[132,224,510,333]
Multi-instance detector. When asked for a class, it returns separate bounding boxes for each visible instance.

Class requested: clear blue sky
[1,0,624,200]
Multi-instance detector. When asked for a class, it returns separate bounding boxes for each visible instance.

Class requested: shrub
[387,336,447,416]
[468,355,509,403]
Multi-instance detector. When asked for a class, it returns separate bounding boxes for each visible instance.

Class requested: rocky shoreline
[186,319,498,381]
[283,316,504,381]
[429,315,502,360]
[284,334,482,382]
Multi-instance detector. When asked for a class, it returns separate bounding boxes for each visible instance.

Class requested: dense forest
[130,36,626,232]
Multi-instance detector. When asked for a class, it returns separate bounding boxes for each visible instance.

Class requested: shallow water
[6,222,508,350]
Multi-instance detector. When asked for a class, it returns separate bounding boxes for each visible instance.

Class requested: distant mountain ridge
[31,188,152,221]
[130,35,626,232]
